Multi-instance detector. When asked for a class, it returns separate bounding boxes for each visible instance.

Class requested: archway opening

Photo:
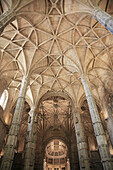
[44,139,70,170]
[35,94,76,169]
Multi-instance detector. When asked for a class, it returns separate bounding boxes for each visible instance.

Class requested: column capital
[22,75,29,81]
[28,106,36,119]
[30,106,36,112]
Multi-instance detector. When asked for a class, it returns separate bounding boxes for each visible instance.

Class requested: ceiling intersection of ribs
[0,0,113,105]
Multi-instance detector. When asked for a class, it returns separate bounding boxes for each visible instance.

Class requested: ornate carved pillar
[0,9,16,34]
[93,7,113,34]
[98,86,113,146]
[1,75,28,170]
[73,110,91,170]
[76,0,113,34]
[23,107,38,170]
[81,75,113,170]
[105,111,113,147]
[103,91,113,146]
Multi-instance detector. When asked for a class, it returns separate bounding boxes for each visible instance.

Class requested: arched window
[0,90,8,110]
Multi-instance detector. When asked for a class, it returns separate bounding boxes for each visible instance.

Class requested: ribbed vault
[0,0,113,109]
[0,0,113,169]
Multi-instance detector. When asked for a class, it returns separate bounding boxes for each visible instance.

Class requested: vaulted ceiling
[0,0,113,165]
[0,0,113,110]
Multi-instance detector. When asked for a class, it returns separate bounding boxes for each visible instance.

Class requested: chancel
[0,0,113,170]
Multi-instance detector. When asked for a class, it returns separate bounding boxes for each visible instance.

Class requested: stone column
[67,158,70,170]
[0,9,16,34]
[98,86,113,146]
[105,114,113,147]
[102,101,113,147]
[93,7,113,34]
[81,75,113,170]
[0,75,28,170]
[73,110,91,170]
[43,158,46,170]
[104,100,113,146]
[23,107,38,170]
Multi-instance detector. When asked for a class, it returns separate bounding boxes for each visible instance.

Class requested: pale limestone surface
[0,0,113,170]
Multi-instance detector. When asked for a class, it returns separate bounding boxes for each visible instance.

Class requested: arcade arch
[44,139,69,170]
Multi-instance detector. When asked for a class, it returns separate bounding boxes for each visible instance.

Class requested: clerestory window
[0,90,8,110]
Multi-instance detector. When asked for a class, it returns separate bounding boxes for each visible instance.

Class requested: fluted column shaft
[23,108,38,170]
[81,75,113,170]
[73,110,91,170]
[93,7,113,34]
[0,9,16,34]
[1,75,28,170]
